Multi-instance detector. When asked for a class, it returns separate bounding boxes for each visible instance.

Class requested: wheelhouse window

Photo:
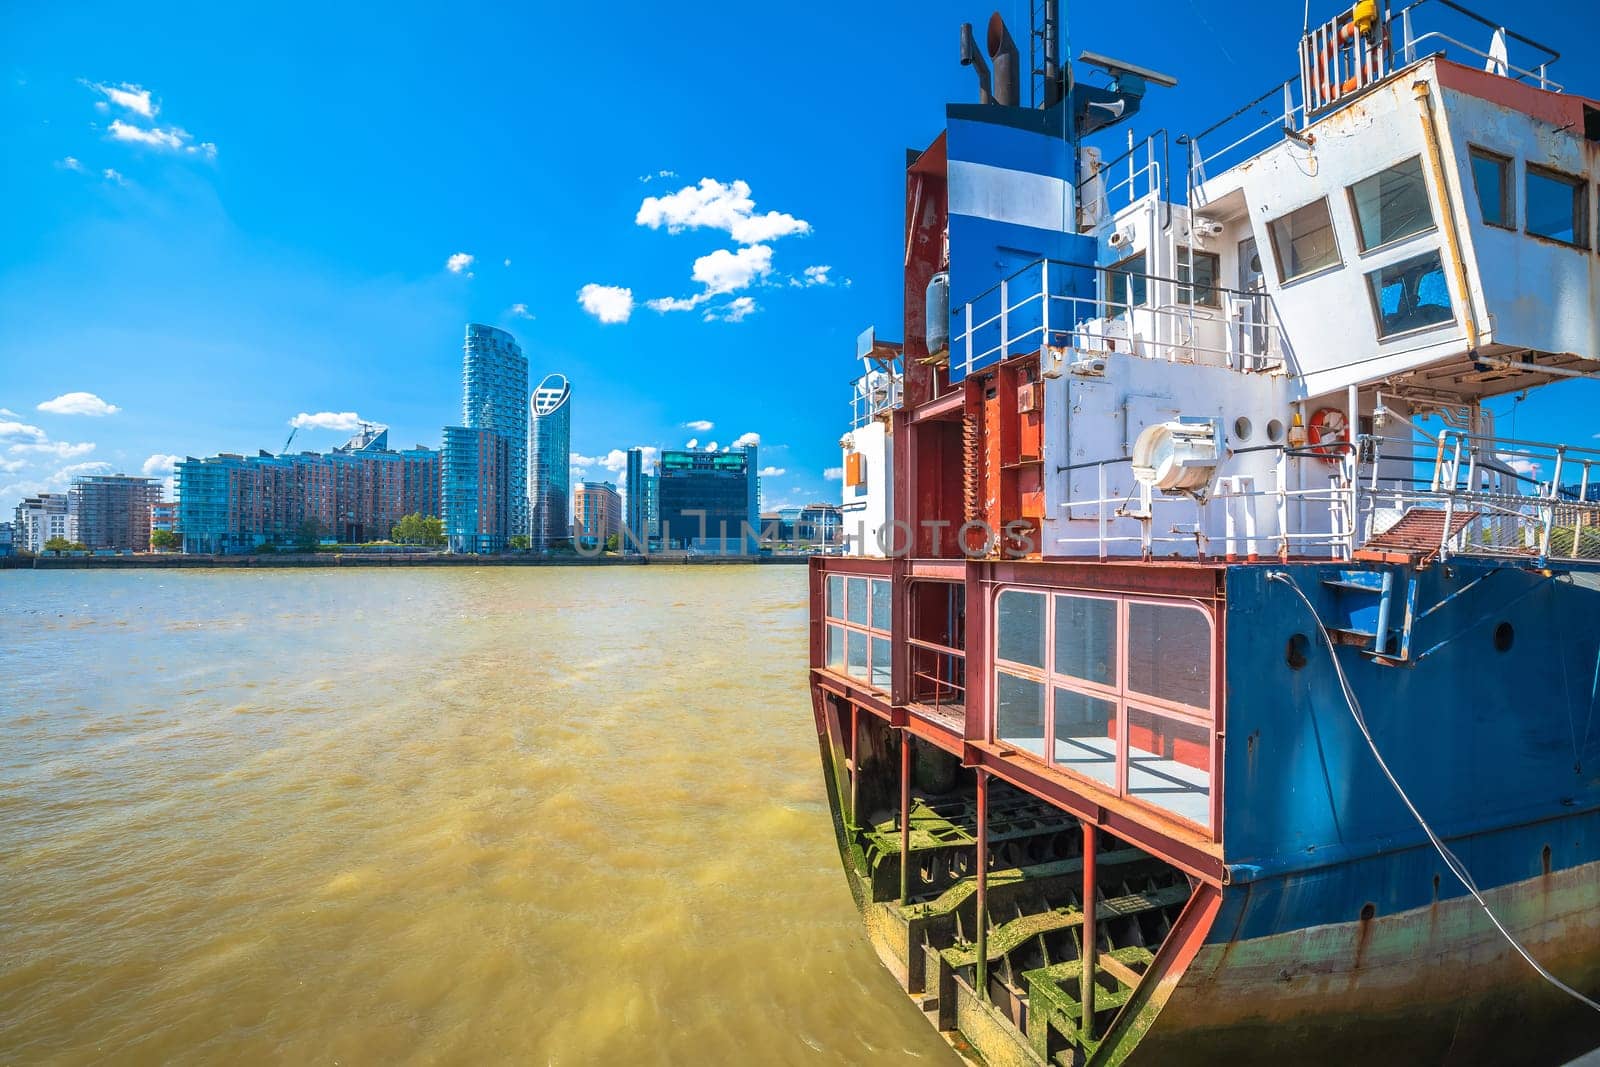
[1175,248,1220,307]
[1268,197,1341,281]
[1104,252,1147,315]
[1526,165,1590,248]
[825,574,892,689]
[1347,156,1434,251]
[994,589,1216,831]
[1365,251,1453,338]
[1469,147,1514,229]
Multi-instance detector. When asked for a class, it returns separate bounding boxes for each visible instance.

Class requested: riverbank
[0,552,810,570]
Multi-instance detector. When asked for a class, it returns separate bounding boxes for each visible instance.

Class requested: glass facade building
[441,425,511,554]
[528,373,572,550]
[462,324,529,540]
[624,447,651,553]
[656,445,760,554]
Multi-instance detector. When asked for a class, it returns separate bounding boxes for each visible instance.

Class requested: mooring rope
[1268,570,1600,1014]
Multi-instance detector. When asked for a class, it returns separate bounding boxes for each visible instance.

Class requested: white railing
[951,258,1297,382]
[850,366,902,429]
[1393,0,1561,91]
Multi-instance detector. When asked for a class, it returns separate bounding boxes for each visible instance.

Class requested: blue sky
[3,1,1597,515]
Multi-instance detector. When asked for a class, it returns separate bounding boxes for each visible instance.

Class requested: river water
[0,567,954,1065]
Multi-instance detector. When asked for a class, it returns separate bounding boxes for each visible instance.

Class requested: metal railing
[850,364,902,429]
[1052,423,1600,565]
[1187,0,1562,197]
[951,258,1298,382]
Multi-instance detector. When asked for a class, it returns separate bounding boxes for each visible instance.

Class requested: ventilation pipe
[1042,0,1063,108]
[987,12,1020,107]
[960,23,993,105]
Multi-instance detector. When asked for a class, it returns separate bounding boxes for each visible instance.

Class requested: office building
[13,493,72,554]
[70,474,163,551]
[574,480,621,548]
[441,425,512,554]
[528,372,572,549]
[0,521,14,557]
[176,436,440,554]
[656,445,760,554]
[462,324,529,539]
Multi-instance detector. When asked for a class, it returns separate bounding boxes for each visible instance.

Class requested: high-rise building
[441,425,511,554]
[13,493,72,554]
[624,447,654,553]
[0,521,15,557]
[656,445,760,554]
[176,437,440,554]
[462,324,529,538]
[528,372,572,549]
[574,480,622,548]
[70,474,164,551]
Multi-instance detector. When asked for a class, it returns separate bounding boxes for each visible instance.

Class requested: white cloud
[50,460,114,486]
[0,420,47,443]
[0,457,24,474]
[577,283,634,324]
[107,119,188,150]
[103,168,125,185]
[289,411,368,432]
[11,441,97,460]
[445,252,474,274]
[645,294,706,313]
[38,392,120,416]
[705,441,720,452]
[692,244,772,295]
[638,169,679,183]
[503,258,512,267]
[685,438,699,450]
[89,81,156,117]
[731,432,760,449]
[824,466,845,480]
[803,265,832,286]
[1503,456,1541,479]
[142,453,182,478]
[59,156,83,172]
[704,296,757,323]
[509,303,534,319]
[684,419,714,432]
[189,141,217,161]
[759,465,786,476]
[636,178,810,245]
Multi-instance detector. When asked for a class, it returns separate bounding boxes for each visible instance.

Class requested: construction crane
[281,426,299,454]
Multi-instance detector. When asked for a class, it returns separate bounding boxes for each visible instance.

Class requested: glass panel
[1126,706,1211,827]
[1365,251,1453,338]
[1348,157,1433,251]
[1469,149,1512,228]
[846,576,868,625]
[870,578,892,632]
[1526,167,1587,247]
[1053,595,1117,688]
[1268,198,1340,281]
[871,636,892,689]
[1106,252,1147,314]
[1052,688,1117,790]
[1176,250,1220,307]
[827,624,845,670]
[996,671,1045,758]
[846,630,868,679]
[827,574,845,619]
[997,590,1046,668]
[1127,602,1211,710]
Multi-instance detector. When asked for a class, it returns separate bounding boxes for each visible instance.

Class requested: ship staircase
[850,778,1208,1066]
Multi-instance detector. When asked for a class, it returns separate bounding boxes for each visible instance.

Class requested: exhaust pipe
[987,12,1020,107]
[960,23,993,105]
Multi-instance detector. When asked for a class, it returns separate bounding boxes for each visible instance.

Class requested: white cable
[1268,570,1600,1014]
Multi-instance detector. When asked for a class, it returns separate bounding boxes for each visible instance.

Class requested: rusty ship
[808,2,1600,1063]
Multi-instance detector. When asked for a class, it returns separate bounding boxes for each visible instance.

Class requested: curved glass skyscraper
[529,373,572,549]
[461,324,529,540]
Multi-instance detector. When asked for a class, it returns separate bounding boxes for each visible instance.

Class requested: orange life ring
[1307,407,1350,462]
[1318,22,1380,101]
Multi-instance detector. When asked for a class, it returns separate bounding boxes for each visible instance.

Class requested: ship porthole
[1359,902,1376,922]
[1494,622,1514,652]
[1286,633,1310,670]
[1233,416,1253,442]
[1266,419,1285,443]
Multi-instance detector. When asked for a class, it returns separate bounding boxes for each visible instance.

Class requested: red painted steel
[1082,821,1098,1041]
